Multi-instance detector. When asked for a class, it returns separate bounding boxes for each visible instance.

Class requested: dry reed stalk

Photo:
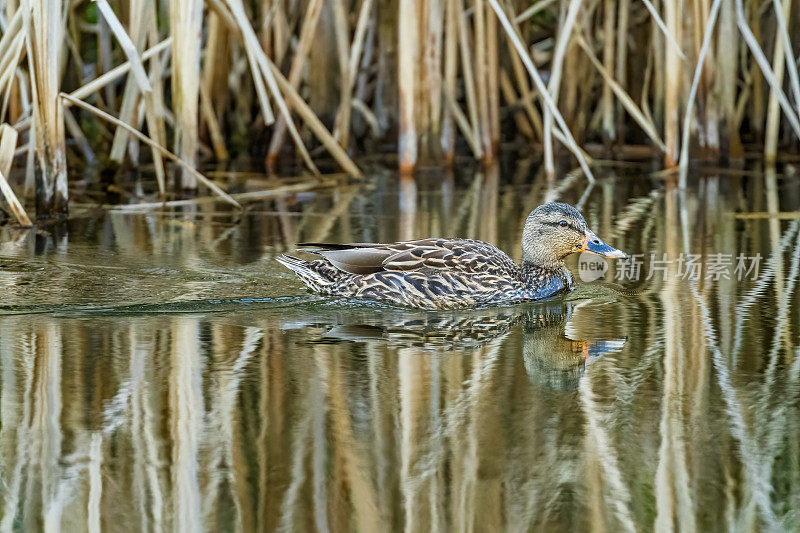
[419,0,444,158]
[266,62,362,178]
[0,124,17,176]
[333,0,376,148]
[262,0,289,64]
[514,0,557,23]
[544,0,582,180]
[601,0,616,142]
[201,12,229,119]
[144,1,169,195]
[771,0,800,119]
[735,0,800,139]
[66,38,172,102]
[765,0,795,162]
[663,0,682,167]
[217,0,273,132]
[335,0,376,147]
[109,75,141,162]
[170,0,203,188]
[266,0,323,161]
[679,0,722,187]
[398,0,418,171]
[61,92,241,209]
[96,6,114,107]
[24,0,68,217]
[0,123,30,225]
[97,0,166,196]
[473,0,492,158]
[443,84,483,157]
[500,6,544,139]
[456,0,482,147]
[717,0,742,159]
[109,178,336,210]
[486,4,499,151]
[614,0,630,135]
[487,0,594,181]
[95,1,151,93]
[0,9,24,118]
[353,18,377,127]
[772,0,800,131]
[442,0,458,160]
[63,106,95,163]
[577,35,665,152]
[498,69,534,140]
[224,0,320,176]
[641,0,687,61]
[747,0,765,136]
[0,37,24,123]
[332,0,352,147]
[199,82,229,160]
[23,119,33,198]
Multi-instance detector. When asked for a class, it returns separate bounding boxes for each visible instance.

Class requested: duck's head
[521,202,627,268]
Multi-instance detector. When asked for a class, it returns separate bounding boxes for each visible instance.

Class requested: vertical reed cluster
[23,0,69,217]
[0,1,799,218]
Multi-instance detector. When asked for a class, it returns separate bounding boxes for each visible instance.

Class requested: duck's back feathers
[280,238,570,309]
[299,238,519,277]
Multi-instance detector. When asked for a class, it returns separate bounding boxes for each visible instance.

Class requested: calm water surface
[1,163,799,531]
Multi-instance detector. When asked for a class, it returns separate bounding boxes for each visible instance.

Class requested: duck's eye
[559,220,568,227]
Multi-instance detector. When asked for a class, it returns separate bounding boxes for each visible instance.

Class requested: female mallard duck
[277,202,627,309]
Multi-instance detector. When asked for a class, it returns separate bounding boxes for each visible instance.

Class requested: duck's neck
[521,243,571,276]
[521,246,565,272]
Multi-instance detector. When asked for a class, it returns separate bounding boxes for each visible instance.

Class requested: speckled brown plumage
[277,202,626,309]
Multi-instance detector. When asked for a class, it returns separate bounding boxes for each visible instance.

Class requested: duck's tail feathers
[276,254,333,292]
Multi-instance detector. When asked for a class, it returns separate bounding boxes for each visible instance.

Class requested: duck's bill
[579,231,628,259]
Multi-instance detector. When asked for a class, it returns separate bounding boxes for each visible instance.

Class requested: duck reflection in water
[280,298,626,390]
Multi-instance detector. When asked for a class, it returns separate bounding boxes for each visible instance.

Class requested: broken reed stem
[107,178,335,210]
[515,0,558,23]
[66,38,172,103]
[0,169,31,226]
[60,92,241,209]
[0,123,31,226]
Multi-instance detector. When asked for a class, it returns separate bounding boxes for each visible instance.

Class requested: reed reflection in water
[0,164,799,531]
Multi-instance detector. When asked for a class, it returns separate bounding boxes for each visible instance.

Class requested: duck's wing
[299,238,519,277]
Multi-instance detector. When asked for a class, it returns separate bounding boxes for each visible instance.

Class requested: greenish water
[1,163,799,531]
